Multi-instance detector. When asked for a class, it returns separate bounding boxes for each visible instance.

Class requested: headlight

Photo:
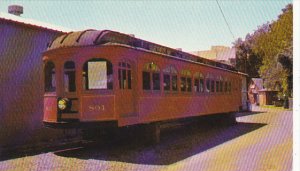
[58,98,68,110]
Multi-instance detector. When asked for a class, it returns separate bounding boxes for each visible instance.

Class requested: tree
[234,4,293,96]
[233,23,269,78]
[253,4,292,95]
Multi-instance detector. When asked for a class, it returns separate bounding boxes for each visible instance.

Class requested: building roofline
[0,12,72,33]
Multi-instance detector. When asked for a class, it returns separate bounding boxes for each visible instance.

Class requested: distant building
[0,6,72,148]
[191,46,236,66]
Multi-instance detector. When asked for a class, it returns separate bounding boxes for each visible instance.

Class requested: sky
[0,0,292,52]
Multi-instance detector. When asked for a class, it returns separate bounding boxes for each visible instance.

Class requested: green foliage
[234,4,293,96]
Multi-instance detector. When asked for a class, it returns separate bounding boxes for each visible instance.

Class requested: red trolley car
[43,29,246,137]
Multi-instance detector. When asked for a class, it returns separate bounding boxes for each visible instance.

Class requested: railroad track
[0,137,95,161]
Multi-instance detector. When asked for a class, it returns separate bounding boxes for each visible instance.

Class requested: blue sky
[0,0,292,51]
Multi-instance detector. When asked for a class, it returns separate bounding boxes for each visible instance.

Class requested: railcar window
[82,58,113,90]
[44,61,56,92]
[224,81,228,92]
[194,78,199,92]
[187,78,192,92]
[163,74,170,91]
[64,61,76,92]
[200,79,204,92]
[163,65,178,92]
[211,80,215,92]
[220,81,223,92]
[181,77,186,91]
[153,73,160,90]
[194,72,204,93]
[142,72,151,90]
[128,70,132,89]
[216,81,220,92]
[118,61,132,89]
[180,70,191,92]
[143,63,160,91]
[206,79,210,92]
[206,74,213,93]
[172,75,178,91]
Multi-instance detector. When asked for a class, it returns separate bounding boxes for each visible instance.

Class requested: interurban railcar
[43,30,246,132]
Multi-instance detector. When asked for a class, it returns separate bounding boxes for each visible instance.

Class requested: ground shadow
[55,121,267,165]
[0,137,82,161]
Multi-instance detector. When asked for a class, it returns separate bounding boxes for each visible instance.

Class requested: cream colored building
[191,46,236,66]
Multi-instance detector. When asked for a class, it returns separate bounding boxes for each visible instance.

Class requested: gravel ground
[0,106,292,171]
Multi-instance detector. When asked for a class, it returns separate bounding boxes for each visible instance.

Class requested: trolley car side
[43,30,246,129]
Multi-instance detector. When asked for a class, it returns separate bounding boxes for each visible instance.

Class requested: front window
[82,58,113,90]
[44,61,56,92]
[64,61,76,92]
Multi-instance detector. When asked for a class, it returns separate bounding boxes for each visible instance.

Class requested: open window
[64,61,76,92]
[143,62,160,91]
[44,61,56,92]
[82,58,113,90]
[163,65,178,92]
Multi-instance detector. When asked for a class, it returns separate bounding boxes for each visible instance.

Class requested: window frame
[193,72,204,94]
[228,80,232,93]
[163,65,178,93]
[180,69,192,93]
[216,75,223,93]
[142,62,161,92]
[118,60,132,90]
[224,80,228,93]
[205,73,212,93]
[82,58,114,92]
[44,61,56,93]
[63,61,76,93]
[211,78,215,93]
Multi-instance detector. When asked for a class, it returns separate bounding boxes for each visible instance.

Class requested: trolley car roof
[48,29,242,73]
